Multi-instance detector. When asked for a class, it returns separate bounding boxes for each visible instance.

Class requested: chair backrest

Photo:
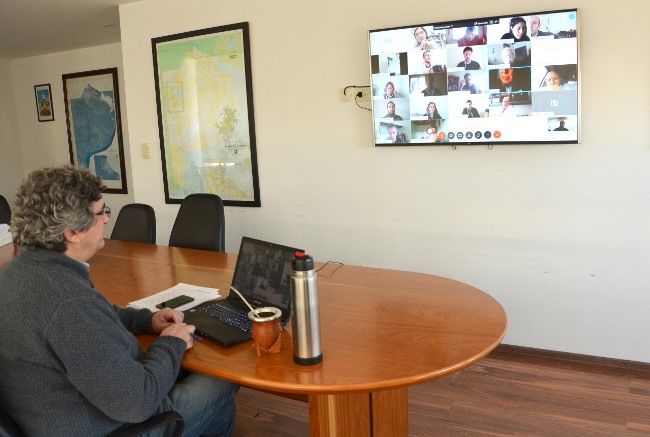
[0,406,25,437]
[0,195,11,225]
[168,193,225,252]
[110,203,156,244]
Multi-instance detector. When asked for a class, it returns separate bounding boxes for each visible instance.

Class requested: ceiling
[0,0,141,60]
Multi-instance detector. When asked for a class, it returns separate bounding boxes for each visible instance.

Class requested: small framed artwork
[62,67,127,194]
[34,83,54,122]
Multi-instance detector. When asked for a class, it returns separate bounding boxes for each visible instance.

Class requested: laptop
[184,237,303,346]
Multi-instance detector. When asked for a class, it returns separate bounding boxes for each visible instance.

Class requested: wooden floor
[232,345,650,436]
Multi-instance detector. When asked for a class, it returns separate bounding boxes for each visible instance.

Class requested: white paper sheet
[127,283,220,312]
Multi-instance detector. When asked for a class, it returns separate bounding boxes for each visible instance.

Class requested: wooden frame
[62,67,127,194]
[152,22,260,206]
[34,83,54,122]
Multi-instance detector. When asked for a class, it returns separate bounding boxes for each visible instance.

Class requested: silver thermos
[290,252,323,365]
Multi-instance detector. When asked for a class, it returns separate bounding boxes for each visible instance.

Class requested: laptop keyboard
[197,301,252,333]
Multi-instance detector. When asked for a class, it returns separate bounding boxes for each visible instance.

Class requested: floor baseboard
[494,343,650,376]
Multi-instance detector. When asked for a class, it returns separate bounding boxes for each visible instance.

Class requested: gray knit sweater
[0,248,187,436]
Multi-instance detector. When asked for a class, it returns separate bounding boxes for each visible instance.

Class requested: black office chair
[168,193,225,252]
[110,203,156,244]
[108,411,184,437]
[0,406,23,437]
[0,405,184,437]
[0,195,11,225]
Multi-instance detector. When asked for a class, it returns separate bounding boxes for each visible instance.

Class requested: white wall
[118,0,650,362]
[4,0,649,362]
[0,60,23,199]
[9,44,135,221]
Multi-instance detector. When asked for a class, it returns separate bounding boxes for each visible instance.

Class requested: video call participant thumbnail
[462,100,480,118]
[456,26,487,46]
[493,94,516,116]
[489,68,531,92]
[426,126,442,142]
[501,44,530,67]
[424,101,443,121]
[530,15,554,38]
[383,81,403,99]
[413,26,436,50]
[382,101,404,120]
[418,50,446,74]
[417,73,447,97]
[500,16,530,42]
[554,120,568,131]
[460,73,479,94]
[378,122,410,144]
[457,47,481,70]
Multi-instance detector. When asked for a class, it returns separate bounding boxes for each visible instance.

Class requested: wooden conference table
[0,240,507,436]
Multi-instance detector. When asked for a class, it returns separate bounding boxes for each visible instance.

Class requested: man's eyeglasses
[95,206,111,217]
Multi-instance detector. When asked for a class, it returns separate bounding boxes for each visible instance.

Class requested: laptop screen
[230,237,303,319]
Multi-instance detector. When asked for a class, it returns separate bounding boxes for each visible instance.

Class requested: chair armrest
[107,411,184,437]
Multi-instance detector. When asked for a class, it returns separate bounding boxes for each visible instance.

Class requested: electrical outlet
[142,143,151,159]
[357,89,371,102]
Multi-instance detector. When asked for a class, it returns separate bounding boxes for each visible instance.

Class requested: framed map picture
[62,68,127,194]
[152,22,261,206]
[34,83,54,122]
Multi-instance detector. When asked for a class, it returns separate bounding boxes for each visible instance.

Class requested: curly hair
[12,165,106,252]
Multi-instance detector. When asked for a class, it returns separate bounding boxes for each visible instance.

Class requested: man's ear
[63,228,80,244]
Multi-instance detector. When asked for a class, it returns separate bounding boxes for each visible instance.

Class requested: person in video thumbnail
[421,74,443,96]
[501,17,530,42]
[554,120,568,131]
[421,50,434,73]
[492,68,529,92]
[530,15,554,37]
[413,27,435,50]
[462,100,480,118]
[457,47,481,70]
[383,101,403,120]
[387,125,404,143]
[424,102,443,120]
[501,44,529,67]
[497,94,515,116]
[426,126,441,142]
[460,73,479,94]
[383,81,402,99]
[544,70,563,90]
[501,45,516,65]
[457,26,486,46]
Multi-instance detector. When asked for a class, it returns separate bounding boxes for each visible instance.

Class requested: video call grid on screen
[368,9,579,146]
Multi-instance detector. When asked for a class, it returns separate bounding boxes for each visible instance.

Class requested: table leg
[308,388,408,437]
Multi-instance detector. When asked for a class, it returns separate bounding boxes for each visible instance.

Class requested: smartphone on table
[156,294,194,309]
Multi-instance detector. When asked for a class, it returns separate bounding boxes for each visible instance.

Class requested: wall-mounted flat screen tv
[369,9,579,146]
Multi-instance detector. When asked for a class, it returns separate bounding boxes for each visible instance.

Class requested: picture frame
[34,83,54,122]
[152,22,261,206]
[62,67,127,194]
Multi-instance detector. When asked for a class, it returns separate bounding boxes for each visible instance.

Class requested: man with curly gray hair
[0,165,238,437]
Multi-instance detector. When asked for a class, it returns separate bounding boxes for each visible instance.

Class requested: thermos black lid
[292,252,314,271]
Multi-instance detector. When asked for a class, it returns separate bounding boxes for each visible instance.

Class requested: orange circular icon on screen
[494,131,502,139]
[438,132,446,140]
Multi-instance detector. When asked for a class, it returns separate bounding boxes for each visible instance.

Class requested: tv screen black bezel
[368,8,580,147]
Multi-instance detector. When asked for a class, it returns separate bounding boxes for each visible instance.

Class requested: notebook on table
[184,237,303,346]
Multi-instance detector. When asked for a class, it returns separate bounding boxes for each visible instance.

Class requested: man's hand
[152,307,184,333]
[160,323,196,351]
